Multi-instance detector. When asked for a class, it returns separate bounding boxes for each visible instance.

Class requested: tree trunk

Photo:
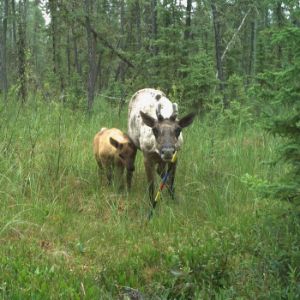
[11,0,17,45]
[72,29,81,75]
[151,0,158,55]
[33,0,39,72]
[84,0,99,113]
[211,0,227,107]
[17,0,27,102]
[2,0,8,101]
[66,30,71,78]
[0,31,3,98]
[248,18,257,80]
[163,0,171,27]
[184,0,192,40]
[135,0,141,49]
[49,0,64,91]
[96,51,102,91]
[48,0,57,75]
[59,1,134,69]
[116,0,126,84]
[275,1,283,67]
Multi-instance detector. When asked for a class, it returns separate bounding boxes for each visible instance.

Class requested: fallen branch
[86,16,135,69]
[216,7,252,78]
[222,8,251,62]
[59,2,135,69]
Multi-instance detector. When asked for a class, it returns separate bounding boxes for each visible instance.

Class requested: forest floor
[0,97,299,299]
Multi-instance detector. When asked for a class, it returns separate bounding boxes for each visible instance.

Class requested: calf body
[128,88,195,208]
[93,128,136,189]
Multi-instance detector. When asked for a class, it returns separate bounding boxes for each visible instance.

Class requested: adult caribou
[128,88,196,213]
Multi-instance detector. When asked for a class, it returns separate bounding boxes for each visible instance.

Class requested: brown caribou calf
[93,127,137,190]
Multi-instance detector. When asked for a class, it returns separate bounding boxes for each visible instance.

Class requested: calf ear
[110,137,123,150]
[178,112,196,128]
[140,111,156,128]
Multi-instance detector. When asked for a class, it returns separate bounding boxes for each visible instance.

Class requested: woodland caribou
[128,88,196,210]
[93,127,137,190]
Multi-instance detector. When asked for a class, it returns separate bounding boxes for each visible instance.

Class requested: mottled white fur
[128,88,183,154]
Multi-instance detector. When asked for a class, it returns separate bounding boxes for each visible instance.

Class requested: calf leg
[126,170,134,190]
[97,161,102,177]
[126,150,136,191]
[106,164,113,185]
[115,164,125,191]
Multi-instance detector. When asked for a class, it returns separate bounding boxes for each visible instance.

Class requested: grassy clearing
[0,97,299,299]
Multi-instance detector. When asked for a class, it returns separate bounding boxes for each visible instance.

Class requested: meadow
[0,96,299,299]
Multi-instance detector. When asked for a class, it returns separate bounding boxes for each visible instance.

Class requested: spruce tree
[262,26,300,207]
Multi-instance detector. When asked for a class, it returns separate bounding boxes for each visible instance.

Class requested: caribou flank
[93,127,137,190]
[128,88,196,208]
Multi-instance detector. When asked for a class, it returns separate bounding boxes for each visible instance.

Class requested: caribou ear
[178,112,196,128]
[110,137,123,150]
[140,111,156,128]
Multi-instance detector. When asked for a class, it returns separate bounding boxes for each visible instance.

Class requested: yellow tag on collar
[171,151,177,163]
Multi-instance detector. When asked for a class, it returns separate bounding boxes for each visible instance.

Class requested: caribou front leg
[167,160,177,200]
[157,161,166,179]
[144,157,155,207]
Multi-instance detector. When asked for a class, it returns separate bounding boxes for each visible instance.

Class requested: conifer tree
[262,26,300,207]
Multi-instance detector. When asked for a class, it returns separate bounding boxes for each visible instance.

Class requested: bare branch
[215,7,252,79]
[59,2,135,69]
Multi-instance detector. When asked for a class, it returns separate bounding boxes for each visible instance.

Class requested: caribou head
[140,103,196,161]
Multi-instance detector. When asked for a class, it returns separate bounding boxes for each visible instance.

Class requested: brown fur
[93,128,137,189]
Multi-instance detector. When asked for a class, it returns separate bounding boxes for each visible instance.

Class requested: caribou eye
[175,127,181,138]
[119,154,125,160]
[152,128,159,138]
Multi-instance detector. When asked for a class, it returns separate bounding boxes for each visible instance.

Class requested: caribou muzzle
[160,145,176,161]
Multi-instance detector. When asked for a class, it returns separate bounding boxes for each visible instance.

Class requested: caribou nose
[161,147,175,160]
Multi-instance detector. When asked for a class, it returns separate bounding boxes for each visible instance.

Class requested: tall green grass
[0,97,299,299]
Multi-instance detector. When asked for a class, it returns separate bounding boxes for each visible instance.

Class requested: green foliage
[1,0,300,297]
[3,0,299,114]
[254,27,300,206]
[0,96,299,298]
[222,75,254,126]
[63,73,86,110]
[178,52,217,110]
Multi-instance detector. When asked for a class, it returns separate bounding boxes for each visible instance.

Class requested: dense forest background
[1,0,300,298]
[0,0,298,110]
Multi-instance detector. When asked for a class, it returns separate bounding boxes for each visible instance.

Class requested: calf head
[109,138,136,172]
[140,103,196,161]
